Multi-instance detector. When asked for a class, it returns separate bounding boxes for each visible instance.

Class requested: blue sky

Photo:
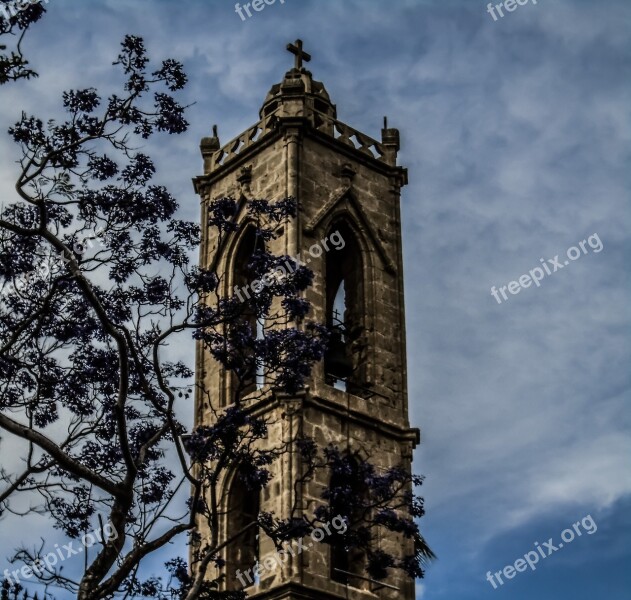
[0,0,629,598]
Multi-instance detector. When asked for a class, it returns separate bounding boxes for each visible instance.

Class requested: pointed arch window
[329,454,368,587]
[231,226,261,400]
[324,220,365,393]
[226,470,260,590]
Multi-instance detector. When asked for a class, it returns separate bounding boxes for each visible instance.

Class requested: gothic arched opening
[226,470,260,590]
[230,225,260,400]
[328,453,368,588]
[324,220,366,394]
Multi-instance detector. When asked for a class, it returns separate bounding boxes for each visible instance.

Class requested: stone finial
[341,163,356,183]
[200,125,220,173]
[237,165,253,188]
[200,124,220,154]
[381,116,400,166]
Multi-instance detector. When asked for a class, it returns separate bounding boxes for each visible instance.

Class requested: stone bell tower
[193,40,420,600]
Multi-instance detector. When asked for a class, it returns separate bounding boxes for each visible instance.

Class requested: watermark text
[486,514,597,589]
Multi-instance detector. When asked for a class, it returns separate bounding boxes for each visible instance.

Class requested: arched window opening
[231,226,261,400]
[329,454,368,588]
[226,471,260,590]
[324,221,365,393]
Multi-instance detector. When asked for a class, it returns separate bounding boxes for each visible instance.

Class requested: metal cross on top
[286,39,311,70]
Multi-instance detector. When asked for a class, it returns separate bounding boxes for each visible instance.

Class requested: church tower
[193,40,420,600]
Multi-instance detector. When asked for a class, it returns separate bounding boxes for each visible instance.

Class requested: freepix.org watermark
[485,514,597,589]
[0,0,49,24]
[233,230,345,304]
[3,522,119,586]
[236,515,347,587]
[486,0,538,22]
[235,0,286,22]
[490,233,603,305]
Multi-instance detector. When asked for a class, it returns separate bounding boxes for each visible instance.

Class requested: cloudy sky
[0,0,629,598]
